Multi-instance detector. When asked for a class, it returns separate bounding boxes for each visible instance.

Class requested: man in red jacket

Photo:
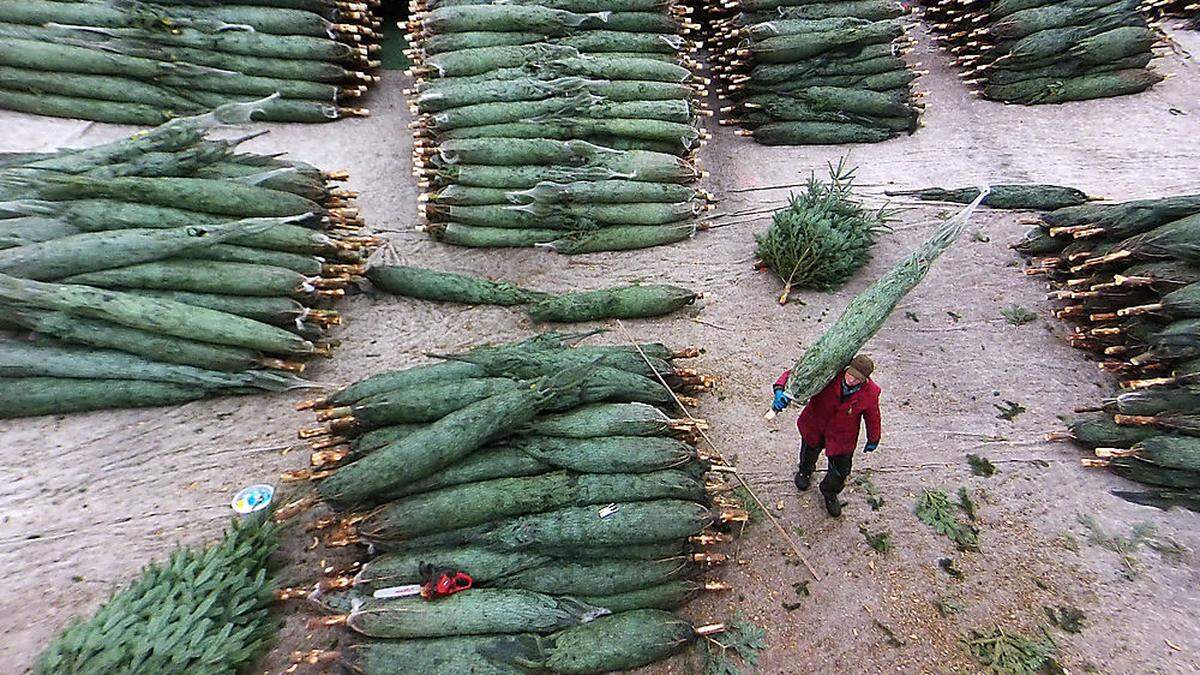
[771,354,882,517]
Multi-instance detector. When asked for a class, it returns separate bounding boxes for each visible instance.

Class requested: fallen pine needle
[691,317,732,331]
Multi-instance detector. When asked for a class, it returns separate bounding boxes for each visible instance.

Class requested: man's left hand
[863,442,879,453]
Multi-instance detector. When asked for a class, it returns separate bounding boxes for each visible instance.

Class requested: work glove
[863,442,879,454]
[771,389,791,412]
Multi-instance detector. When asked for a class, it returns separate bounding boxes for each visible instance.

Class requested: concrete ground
[1,23,1198,675]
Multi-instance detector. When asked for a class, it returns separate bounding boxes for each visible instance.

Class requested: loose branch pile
[755,160,891,303]
[368,264,702,321]
[404,0,715,253]
[778,192,987,404]
[287,332,745,673]
[924,0,1164,104]
[0,102,378,418]
[706,0,925,144]
[34,514,280,675]
[0,0,382,124]
[962,626,1056,674]
[1017,192,1200,509]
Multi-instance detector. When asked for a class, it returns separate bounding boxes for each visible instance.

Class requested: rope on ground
[612,319,820,581]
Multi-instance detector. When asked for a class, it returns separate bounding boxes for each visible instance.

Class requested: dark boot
[820,454,853,518]
[793,467,811,491]
[795,441,821,492]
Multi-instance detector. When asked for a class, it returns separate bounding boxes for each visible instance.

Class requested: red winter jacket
[774,370,882,456]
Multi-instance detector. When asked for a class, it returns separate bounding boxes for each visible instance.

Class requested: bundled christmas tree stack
[1016,193,1200,510]
[705,0,926,144]
[286,332,749,673]
[404,0,715,253]
[0,101,378,418]
[1141,0,1199,28]
[923,0,1164,104]
[0,0,382,124]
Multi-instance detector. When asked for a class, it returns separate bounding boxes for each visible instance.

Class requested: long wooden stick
[729,181,886,194]
[613,320,820,581]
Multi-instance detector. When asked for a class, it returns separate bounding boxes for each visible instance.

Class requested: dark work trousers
[798,440,854,498]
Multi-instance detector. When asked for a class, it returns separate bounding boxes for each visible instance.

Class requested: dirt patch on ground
[1,24,1198,675]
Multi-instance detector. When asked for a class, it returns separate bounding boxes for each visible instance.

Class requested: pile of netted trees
[0,102,377,418]
[0,0,381,124]
[1142,0,1199,27]
[404,0,714,253]
[1017,193,1200,509]
[923,0,1164,104]
[286,332,747,673]
[705,0,925,144]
